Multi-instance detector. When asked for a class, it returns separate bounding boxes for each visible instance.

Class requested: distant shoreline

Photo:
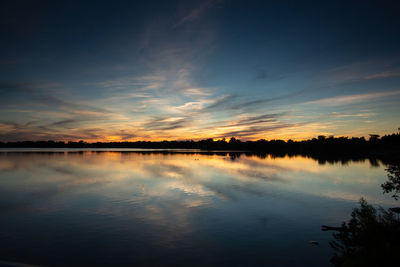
[1,133,399,155]
[1,134,399,166]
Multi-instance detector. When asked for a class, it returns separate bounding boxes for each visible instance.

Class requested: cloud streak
[143,117,190,131]
[304,90,400,106]
[173,0,220,28]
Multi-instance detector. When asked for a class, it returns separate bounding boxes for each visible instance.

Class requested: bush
[329,199,400,266]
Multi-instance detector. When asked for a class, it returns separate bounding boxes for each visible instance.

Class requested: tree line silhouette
[1,132,399,156]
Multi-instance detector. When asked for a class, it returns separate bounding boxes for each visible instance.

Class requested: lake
[0,149,396,266]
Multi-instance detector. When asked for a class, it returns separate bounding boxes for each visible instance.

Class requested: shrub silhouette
[329,198,400,266]
[381,164,400,200]
[327,164,400,266]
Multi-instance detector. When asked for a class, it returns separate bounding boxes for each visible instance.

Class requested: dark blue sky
[1,0,400,141]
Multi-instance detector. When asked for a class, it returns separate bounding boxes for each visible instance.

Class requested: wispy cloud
[90,75,165,91]
[0,81,61,92]
[183,88,213,97]
[304,90,400,106]
[215,123,295,139]
[328,112,376,118]
[318,60,400,88]
[173,0,220,28]
[0,80,112,117]
[235,90,306,110]
[49,119,81,128]
[202,94,237,111]
[198,90,304,114]
[142,116,190,131]
[364,70,400,80]
[215,113,286,129]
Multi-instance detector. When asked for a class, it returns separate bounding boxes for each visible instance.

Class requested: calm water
[0,150,395,266]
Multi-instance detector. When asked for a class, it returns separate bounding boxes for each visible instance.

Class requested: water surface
[0,150,395,266]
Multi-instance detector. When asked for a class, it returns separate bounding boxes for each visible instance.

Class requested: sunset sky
[1,0,399,142]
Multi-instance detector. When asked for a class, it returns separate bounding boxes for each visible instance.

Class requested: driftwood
[322,207,400,232]
[321,225,346,231]
[389,207,400,213]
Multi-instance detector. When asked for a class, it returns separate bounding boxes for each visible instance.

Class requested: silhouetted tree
[369,134,380,141]
[328,198,400,266]
[325,163,400,266]
[381,164,400,200]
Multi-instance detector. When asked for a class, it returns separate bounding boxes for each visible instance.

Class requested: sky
[1,0,400,142]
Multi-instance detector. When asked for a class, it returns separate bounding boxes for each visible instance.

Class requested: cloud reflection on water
[0,151,396,266]
[0,151,393,211]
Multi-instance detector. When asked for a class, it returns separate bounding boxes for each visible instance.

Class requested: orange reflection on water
[0,151,392,205]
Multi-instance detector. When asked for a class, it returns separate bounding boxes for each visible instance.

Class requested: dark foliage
[328,164,400,266]
[381,164,400,200]
[329,199,400,267]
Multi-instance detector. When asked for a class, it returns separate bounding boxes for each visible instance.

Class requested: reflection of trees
[325,165,400,266]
